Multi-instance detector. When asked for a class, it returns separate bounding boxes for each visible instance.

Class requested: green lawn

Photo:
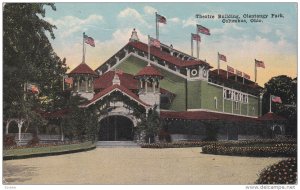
[4,141,95,158]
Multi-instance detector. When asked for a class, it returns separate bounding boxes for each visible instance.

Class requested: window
[234,101,239,110]
[214,97,218,109]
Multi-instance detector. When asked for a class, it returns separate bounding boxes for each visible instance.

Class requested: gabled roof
[94,71,138,90]
[160,110,258,122]
[81,84,149,108]
[134,65,163,79]
[69,63,98,76]
[94,71,174,96]
[258,112,286,121]
[128,41,212,69]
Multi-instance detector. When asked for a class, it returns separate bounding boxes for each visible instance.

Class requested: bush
[3,135,16,148]
[141,141,214,148]
[201,140,296,157]
[256,158,297,184]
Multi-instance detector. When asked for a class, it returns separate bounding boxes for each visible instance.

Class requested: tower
[134,64,163,109]
[68,62,98,100]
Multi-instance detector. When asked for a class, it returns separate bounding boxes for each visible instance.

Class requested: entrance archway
[98,115,134,141]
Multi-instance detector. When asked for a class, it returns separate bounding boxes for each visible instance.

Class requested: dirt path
[3,147,285,185]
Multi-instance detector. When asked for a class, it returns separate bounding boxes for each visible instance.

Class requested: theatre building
[6,29,283,143]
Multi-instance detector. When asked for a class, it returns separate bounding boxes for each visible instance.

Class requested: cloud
[117,7,146,25]
[210,23,244,35]
[169,17,181,23]
[143,6,157,15]
[182,16,197,28]
[45,14,103,37]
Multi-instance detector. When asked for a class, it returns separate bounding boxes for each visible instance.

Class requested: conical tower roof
[134,64,163,79]
[69,63,98,77]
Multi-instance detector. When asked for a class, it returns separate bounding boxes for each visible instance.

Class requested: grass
[3,141,95,158]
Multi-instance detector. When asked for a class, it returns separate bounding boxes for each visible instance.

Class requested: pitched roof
[258,112,286,121]
[81,84,149,108]
[134,65,163,79]
[94,70,174,96]
[40,109,70,119]
[160,110,258,122]
[128,41,212,68]
[69,63,98,76]
[94,71,138,90]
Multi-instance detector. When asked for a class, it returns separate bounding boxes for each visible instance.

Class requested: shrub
[202,141,296,157]
[256,158,297,184]
[141,141,214,148]
[4,135,16,148]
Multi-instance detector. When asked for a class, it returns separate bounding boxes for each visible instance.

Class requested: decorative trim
[81,87,150,108]
[186,108,258,118]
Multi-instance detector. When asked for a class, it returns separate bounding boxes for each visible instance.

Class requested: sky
[44,2,297,86]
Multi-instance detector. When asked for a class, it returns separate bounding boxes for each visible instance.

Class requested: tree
[137,107,163,143]
[262,75,297,137]
[3,3,68,127]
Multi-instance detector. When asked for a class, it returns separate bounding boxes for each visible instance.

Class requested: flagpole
[155,12,159,40]
[191,33,193,57]
[254,59,257,83]
[269,94,272,113]
[148,35,151,65]
[196,27,199,59]
[82,32,85,63]
[217,52,220,75]
[227,67,228,79]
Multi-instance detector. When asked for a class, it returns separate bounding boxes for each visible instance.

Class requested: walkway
[3,147,284,184]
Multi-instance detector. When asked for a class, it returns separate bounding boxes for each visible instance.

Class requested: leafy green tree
[137,108,163,143]
[262,75,297,137]
[61,95,99,142]
[3,3,68,128]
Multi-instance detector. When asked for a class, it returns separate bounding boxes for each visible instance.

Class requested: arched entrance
[98,115,134,141]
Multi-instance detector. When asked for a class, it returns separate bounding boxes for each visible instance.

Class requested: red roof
[210,69,235,79]
[81,84,149,107]
[258,112,286,121]
[128,41,212,68]
[40,109,70,119]
[69,63,98,76]
[160,111,258,122]
[94,71,138,90]
[135,65,163,79]
[94,71,174,96]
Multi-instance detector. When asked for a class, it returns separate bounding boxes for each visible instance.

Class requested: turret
[68,62,98,100]
[134,64,163,108]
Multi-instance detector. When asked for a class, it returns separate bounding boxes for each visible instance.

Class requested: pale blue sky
[44,2,297,85]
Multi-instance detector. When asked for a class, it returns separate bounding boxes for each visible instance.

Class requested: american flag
[191,33,201,41]
[149,37,161,48]
[255,59,265,68]
[64,77,73,85]
[227,65,234,73]
[236,70,243,77]
[197,24,210,35]
[156,14,167,24]
[218,53,227,62]
[27,83,39,94]
[84,33,95,47]
[243,73,250,80]
[271,95,282,103]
